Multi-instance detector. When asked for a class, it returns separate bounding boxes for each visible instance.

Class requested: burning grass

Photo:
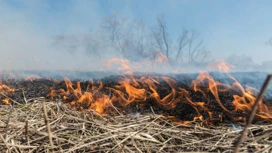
[0,99,272,153]
[1,59,272,152]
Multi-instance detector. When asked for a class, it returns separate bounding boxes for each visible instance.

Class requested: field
[0,71,272,152]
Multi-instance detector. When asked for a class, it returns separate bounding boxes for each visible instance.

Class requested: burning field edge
[1,100,272,153]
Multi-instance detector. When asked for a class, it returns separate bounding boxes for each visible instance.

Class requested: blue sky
[0,0,272,70]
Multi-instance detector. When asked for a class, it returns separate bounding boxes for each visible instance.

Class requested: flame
[47,58,272,125]
[105,58,134,75]
[148,51,168,66]
[146,76,180,108]
[111,77,146,105]
[205,61,272,119]
[2,98,11,105]
[49,78,112,114]
[207,60,235,72]
[0,83,14,105]
[192,72,232,113]
[48,87,57,99]
[0,84,14,93]
[105,51,168,74]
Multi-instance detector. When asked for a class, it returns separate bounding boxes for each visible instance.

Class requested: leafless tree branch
[156,15,169,59]
[176,29,189,62]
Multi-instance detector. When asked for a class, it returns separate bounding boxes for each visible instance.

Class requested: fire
[146,76,180,108]
[47,58,272,125]
[194,62,272,120]
[0,84,14,93]
[105,51,169,74]
[111,77,146,105]
[148,51,168,66]
[207,60,235,73]
[55,78,112,114]
[0,82,14,105]
[105,58,134,75]
[192,72,231,113]
[2,98,11,105]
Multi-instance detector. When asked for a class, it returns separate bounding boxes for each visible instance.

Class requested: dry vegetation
[0,98,272,153]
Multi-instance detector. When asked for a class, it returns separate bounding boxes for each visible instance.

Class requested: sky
[0,0,272,71]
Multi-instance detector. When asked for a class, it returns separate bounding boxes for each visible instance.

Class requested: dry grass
[0,99,272,153]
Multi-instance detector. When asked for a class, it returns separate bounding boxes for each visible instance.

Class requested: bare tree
[102,14,125,54]
[151,30,164,55]
[157,15,169,59]
[150,16,209,64]
[176,29,189,62]
[101,14,149,61]
[188,31,204,63]
[174,29,208,64]
[133,20,147,59]
[151,15,170,59]
[52,13,210,65]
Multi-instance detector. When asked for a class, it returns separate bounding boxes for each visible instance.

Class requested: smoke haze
[1,0,272,74]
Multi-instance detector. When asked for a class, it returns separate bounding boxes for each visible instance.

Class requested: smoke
[1,1,272,75]
[0,1,182,74]
[0,0,116,72]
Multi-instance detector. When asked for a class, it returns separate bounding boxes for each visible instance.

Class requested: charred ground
[1,71,272,125]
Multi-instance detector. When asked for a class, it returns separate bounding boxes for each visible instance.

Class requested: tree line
[54,13,211,67]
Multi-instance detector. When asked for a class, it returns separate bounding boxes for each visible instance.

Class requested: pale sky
[0,0,272,71]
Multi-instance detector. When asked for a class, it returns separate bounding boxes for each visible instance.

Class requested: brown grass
[0,99,272,153]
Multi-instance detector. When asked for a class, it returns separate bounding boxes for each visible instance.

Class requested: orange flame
[112,77,146,105]
[2,98,11,105]
[149,51,168,65]
[50,78,112,114]
[48,59,272,125]
[105,58,134,75]
[0,81,14,105]
[0,85,14,93]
